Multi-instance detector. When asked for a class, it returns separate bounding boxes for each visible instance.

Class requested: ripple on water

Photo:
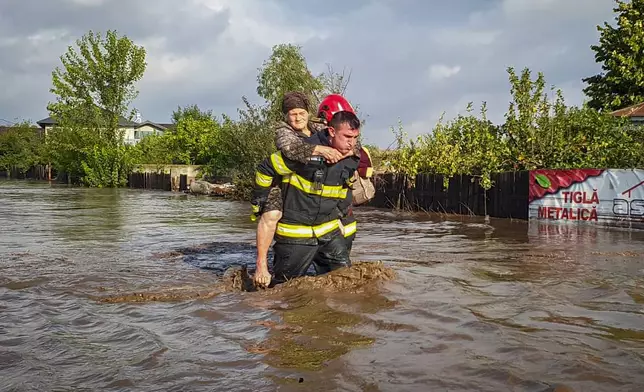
[2,183,644,391]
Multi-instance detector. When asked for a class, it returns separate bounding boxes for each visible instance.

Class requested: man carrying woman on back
[251,91,374,288]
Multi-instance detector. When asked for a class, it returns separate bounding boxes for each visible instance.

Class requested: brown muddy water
[1,180,644,392]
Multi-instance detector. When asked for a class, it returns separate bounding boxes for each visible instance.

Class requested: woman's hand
[313,145,344,163]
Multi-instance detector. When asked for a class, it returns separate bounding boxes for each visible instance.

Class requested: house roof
[36,115,138,127]
[610,102,644,118]
[36,116,175,129]
[134,121,174,130]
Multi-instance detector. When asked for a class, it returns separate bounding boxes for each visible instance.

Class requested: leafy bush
[0,122,45,174]
[382,67,644,190]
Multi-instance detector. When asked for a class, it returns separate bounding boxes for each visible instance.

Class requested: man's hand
[314,145,344,164]
[254,261,272,288]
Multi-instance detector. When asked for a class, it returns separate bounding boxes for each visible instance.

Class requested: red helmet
[317,94,355,124]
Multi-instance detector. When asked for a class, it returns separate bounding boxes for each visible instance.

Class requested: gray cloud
[0,0,616,146]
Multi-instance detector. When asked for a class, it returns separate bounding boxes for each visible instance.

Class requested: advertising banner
[528,169,644,229]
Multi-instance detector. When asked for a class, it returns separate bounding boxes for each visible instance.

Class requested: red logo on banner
[529,169,604,202]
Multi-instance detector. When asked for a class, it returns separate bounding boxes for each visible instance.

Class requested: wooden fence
[127,172,192,191]
[0,165,50,180]
[1,164,528,220]
[369,171,530,220]
[0,165,190,192]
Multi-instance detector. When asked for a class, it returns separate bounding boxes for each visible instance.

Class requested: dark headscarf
[281,91,310,114]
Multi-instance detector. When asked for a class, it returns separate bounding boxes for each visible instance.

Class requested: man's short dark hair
[329,111,361,130]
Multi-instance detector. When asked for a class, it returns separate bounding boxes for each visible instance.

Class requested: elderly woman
[253,91,351,287]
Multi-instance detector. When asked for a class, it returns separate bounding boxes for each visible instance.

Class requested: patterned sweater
[274,121,361,164]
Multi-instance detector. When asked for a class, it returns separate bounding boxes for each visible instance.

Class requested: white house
[124,120,174,145]
[36,115,174,145]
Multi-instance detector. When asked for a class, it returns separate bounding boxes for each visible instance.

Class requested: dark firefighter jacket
[251,131,359,241]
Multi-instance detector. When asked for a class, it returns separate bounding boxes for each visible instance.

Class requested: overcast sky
[0,0,615,147]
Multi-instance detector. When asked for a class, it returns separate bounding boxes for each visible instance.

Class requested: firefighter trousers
[271,230,351,285]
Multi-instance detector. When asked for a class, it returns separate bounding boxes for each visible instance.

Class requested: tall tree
[46,30,147,186]
[168,106,221,165]
[582,0,644,111]
[256,44,323,121]
[317,64,352,98]
[315,64,364,121]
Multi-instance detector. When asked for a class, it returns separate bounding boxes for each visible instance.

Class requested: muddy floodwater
[2,180,644,392]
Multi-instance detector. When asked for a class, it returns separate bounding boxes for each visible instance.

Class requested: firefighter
[253,92,362,288]
[316,95,375,254]
[251,111,361,287]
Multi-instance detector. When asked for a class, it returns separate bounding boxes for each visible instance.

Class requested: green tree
[501,67,562,170]
[211,97,275,199]
[256,44,324,120]
[131,133,173,165]
[0,122,45,174]
[582,0,644,111]
[46,29,147,186]
[385,65,644,198]
[172,104,214,124]
[438,103,507,189]
[166,114,221,165]
[502,67,641,170]
[389,103,507,190]
[132,105,218,166]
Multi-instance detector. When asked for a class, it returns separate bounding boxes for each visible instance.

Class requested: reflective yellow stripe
[343,221,357,237]
[250,204,260,222]
[255,171,273,187]
[313,220,341,237]
[275,223,314,238]
[347,173,356,187]
[281,174,348,199]
[365,167,374,178]
[361,146,372,161]
[270,152,292,175]
[276,219,341,238]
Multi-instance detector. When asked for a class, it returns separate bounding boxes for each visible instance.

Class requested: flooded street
[1,180,644,392]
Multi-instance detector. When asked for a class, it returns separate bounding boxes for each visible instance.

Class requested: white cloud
[0,0,619,146]
[196,0,326,47]
[428,64,462,82]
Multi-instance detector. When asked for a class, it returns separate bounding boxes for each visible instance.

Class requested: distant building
[36,115,175,145]
[610,102,644,124]
[126,120,175,145]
